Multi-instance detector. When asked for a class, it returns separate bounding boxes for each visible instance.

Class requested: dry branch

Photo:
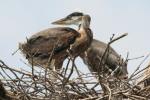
[0,33,150,100]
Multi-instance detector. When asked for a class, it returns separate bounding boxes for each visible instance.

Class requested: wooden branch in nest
[2,32,150,100]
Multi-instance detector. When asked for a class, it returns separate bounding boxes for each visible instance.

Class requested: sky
[0,0,150,75]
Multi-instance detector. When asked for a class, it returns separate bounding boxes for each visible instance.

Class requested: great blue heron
[80,39,128,79]
[19,12,93,71]
[53,13,128,79]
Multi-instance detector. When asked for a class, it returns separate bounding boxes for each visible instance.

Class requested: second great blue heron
[80,39,128,79]
[19,12,93,71]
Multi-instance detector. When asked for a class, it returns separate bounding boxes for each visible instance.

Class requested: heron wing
[22,27,79,58]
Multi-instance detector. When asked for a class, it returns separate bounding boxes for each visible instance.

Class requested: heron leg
[66,49,74,59]
[49,59,56,71]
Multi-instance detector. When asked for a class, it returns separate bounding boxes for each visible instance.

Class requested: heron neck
[78,19,93,43]
[80,18,90,29]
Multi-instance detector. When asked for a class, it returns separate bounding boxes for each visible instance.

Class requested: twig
[129,53,150,80]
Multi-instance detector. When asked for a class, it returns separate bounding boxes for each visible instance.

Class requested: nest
[1,33,150,100]
[0,58,150,100]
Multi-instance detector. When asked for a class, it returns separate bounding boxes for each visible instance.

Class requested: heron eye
[67,16,71,19]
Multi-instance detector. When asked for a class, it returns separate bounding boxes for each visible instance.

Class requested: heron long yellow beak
[51,18,70,25]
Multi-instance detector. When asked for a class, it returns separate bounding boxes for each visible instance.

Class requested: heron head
[52,12,84,25]
[114,59,128,80]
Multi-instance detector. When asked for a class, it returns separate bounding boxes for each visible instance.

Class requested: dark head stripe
[67,12,83,18]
